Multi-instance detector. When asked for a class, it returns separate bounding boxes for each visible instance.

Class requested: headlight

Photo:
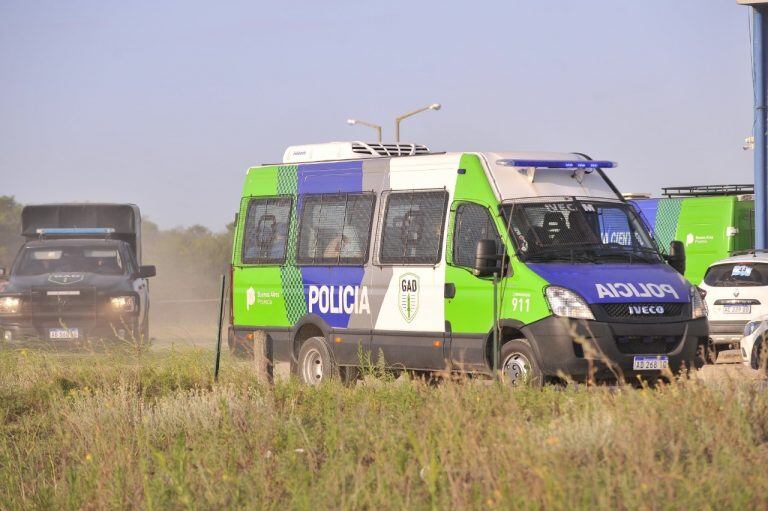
[691,287,707,319]
[0,296,20,314]
[744,321,762,337]
[545,286,594,320]
[110,296,136,313]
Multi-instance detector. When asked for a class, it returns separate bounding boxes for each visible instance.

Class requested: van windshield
[15,245,125,276]
[703,263,768,287]
[502,199,661,264]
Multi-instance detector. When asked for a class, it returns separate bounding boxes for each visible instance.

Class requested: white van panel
[373,154,461,332]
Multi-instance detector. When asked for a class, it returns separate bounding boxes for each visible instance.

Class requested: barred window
[453,203,502,267]
[241,196,292,265]
[379,190,449,265]
[296,192,376,265]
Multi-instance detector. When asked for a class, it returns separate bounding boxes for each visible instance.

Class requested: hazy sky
[0,1,757,230]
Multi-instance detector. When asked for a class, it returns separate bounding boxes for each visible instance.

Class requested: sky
[0,0,757,230]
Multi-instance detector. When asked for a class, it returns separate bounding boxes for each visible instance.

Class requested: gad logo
[398,274,419,323]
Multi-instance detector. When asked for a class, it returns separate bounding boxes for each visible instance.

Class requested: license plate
[49,328,79,340]
[633,355,669,371]
[724,304,751,314]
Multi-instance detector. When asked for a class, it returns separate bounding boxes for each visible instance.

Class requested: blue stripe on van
[297,161,364,328]
[631,198,660,236]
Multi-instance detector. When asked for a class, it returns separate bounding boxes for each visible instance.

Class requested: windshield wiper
[591,246,660,264]
[523,247,601,264]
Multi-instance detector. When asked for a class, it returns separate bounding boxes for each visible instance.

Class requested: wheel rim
[302,348,324,385]
[502,352,531,386]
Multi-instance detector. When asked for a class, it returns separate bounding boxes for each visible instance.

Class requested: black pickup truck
[0,204,156,343]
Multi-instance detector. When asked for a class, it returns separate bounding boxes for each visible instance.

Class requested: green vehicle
[229,142,708,385]
[631,185,755,285]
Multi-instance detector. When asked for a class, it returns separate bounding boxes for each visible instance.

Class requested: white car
[740,315,768,372]
[700,252,768,358]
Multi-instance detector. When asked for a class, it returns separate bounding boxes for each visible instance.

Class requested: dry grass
[1,347,768,510]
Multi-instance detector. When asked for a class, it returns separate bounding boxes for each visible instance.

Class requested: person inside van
[323,230,362,260]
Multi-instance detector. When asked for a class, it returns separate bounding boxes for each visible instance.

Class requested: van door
[444,202,503,372]
[370,189,450,370]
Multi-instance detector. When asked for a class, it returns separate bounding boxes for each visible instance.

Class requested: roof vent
[283,141,430,163]
[351,142,430,157]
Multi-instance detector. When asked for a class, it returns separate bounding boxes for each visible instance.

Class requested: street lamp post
[346,118,382,142]
[739,0,768,249]
[395,103,441,142]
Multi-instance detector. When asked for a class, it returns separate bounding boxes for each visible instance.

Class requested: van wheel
[297,337,339,385]
[499,340,543,387]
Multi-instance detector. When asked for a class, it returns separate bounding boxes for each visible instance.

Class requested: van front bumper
[0,315,140,343]
[521,316,707,381]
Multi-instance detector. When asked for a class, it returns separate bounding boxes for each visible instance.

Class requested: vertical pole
[755,6,768,249]
[395,120,400,143]
[214,274,226,382]
[492,272,499,379]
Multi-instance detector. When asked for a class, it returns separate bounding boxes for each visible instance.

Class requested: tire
[297,336,339,385]
[499,339,543,387]
[753,335,766,374]
[695,338,715,368]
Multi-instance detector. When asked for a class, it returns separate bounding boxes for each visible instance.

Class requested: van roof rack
[662,184,754,197]
[729,248,768,257]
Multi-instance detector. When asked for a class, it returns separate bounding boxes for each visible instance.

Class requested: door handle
[444,283,456,299]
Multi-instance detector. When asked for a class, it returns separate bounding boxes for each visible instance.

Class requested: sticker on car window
[732,265,753,277]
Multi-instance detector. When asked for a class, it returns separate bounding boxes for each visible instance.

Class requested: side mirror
[667,240,686,275]
[137,265,156,279]
[473,239,503,277]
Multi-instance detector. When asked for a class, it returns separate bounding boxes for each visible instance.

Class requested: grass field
[1,346,768,510]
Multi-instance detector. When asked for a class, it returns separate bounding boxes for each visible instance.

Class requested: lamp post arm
[395,106,432,142]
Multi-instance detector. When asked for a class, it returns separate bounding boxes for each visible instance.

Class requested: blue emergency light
[36,228,115,236]
[496,159,617,169]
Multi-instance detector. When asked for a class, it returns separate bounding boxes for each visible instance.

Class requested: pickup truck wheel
[499,340,543,387]
[297,337,339,385]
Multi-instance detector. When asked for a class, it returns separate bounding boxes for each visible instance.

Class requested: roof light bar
[496,159,617,169]
[36,228,115,236]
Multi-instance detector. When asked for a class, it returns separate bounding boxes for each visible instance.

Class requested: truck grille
[601,303,684,319]
[616,335,682,354]
[24,289,102,315]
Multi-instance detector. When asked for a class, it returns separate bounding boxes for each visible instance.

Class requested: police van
[229,142,708,385]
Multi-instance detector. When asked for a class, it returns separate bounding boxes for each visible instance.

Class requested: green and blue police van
[229,142,708,385]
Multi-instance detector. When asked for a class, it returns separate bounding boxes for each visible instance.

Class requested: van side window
[379,190,449,265]
[296,192,376,265]
[452,203,502,268]
[241,196,292,264]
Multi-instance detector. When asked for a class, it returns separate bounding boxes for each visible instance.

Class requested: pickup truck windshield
[15,246,125,276]
[502,199,661,264]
